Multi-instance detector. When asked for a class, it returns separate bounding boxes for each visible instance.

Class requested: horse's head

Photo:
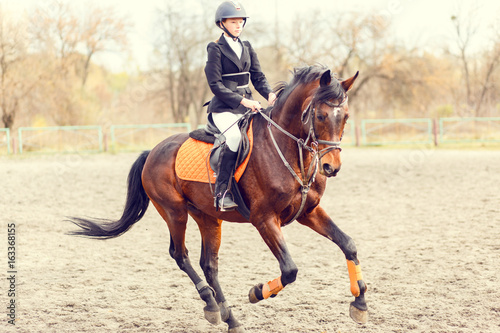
[303,70,358,177]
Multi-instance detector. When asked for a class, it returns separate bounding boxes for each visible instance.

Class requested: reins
[259,109,317,225]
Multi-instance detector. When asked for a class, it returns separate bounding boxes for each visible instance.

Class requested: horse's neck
[273,87,313,139]
[260,90,314,166]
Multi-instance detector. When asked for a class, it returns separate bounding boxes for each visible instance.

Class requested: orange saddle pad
[175,120,253,183]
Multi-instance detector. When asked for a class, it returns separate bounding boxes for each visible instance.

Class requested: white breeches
[211,112,243,152]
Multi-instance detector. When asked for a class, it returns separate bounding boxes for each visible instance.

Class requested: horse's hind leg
[149,199,220,324]
[189,208,244,333]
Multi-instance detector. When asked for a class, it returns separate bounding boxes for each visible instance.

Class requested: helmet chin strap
[220,22,238,40]
[220,20,246,41]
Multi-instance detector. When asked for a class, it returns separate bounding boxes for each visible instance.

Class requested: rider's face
[221,18,244,37]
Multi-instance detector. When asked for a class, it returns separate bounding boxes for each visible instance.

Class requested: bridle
[258,94,348,225]
[301,95,348,159]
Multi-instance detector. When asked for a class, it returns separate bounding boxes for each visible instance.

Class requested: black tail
[67,151,151,239]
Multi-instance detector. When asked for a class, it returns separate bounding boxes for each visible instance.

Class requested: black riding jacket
[205,34,273,114]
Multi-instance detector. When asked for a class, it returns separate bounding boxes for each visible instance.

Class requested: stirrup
[216,190,238,212]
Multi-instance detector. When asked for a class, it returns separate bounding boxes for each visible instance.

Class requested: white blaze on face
[333,107,341,118]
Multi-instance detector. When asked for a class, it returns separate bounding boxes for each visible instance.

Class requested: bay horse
[69,65,368,332]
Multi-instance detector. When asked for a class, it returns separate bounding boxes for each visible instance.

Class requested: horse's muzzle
[320,163,341,177]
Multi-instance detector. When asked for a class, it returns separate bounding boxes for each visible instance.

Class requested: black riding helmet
[215,1,249,39]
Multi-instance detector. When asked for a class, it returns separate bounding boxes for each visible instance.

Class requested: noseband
[258,95,347,225]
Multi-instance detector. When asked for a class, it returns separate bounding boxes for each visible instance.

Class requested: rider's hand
[240,98,262,112]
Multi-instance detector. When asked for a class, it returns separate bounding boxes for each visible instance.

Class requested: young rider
[205,1,276,211]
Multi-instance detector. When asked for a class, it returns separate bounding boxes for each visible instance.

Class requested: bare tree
[80,4,131,87]
[28,1,131,125]
[29,1,81,125]
[450,2,500,116]
[0,8,40,129]
[31,1,79,74]
[450,5,479,112]
[152,0,215,126]
[474,23,500,116]
[284,11,418,117]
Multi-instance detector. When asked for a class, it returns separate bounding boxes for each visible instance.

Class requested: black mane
[273,65,345,111]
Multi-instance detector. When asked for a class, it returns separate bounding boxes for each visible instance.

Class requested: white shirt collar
[223,35,242,59]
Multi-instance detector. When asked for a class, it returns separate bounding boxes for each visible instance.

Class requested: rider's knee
[225,132,241,152]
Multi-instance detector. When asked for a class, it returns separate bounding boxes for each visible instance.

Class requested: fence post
[18,128,23,154]
[103,132,108,152]
[432,118,439,146]
[355,124,361,147]
[11,137,16,155]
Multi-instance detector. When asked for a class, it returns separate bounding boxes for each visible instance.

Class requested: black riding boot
[214,146,238,211]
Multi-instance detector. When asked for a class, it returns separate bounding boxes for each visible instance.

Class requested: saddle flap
[209,135,225,171]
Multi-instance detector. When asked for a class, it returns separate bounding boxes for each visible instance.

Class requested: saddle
[189,112,253,171]
[175,113,256,220]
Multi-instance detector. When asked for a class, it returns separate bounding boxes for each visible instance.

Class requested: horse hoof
[204,308,222,325]
[228,324,245,333]
[248,284,263,304]
[349,303,368,324]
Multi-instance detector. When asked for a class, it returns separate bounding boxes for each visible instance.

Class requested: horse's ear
[341,71,359,92]
[320,70,331,87]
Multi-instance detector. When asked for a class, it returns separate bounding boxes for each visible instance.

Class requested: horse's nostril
[323,164,333,175]
[323,164,340,177]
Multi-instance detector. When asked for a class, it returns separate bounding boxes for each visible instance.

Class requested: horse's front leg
[297,205,368,324]
[248,216,298,303]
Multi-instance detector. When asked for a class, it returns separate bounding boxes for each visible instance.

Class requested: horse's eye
[317,113,326,121]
